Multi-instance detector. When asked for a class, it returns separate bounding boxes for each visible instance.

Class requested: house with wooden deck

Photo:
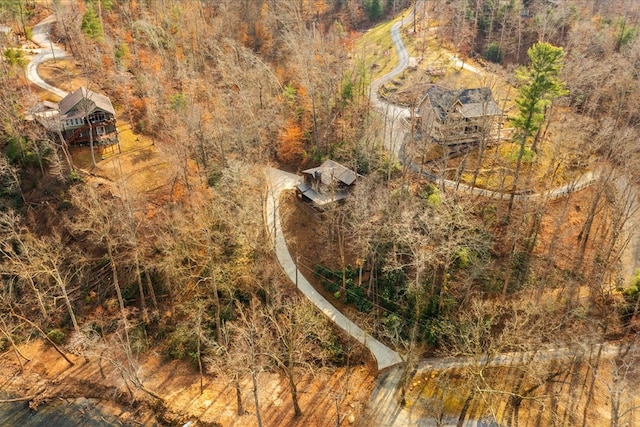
[417,85,502,150]
[30,87,118,147]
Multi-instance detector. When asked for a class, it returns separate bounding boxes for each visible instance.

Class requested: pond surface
[0,395,136,426]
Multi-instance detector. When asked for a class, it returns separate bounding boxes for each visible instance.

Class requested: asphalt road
[27,14,69,99]
[265,168,403,371]
[370,7,598,203]
[369,14,414,163]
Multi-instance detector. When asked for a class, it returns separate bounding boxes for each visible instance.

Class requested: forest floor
[282,188,640,426]
[0,339,375,426]
[280,182,604,329]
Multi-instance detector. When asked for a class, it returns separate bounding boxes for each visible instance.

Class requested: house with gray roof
[417,85,502,148]
[30,87,118,147]
[296,160,358,207]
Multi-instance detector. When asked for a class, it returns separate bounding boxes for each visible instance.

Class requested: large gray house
[417,85,502,148]
[31,87,118,147]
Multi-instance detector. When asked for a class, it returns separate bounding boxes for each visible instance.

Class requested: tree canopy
[511,41,567,147]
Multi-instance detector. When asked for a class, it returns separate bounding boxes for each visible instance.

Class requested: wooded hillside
[1,0,639,426]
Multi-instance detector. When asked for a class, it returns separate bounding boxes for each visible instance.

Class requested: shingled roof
[297,160,358,207]
[422,86,501,121]
[301,159,357,187]
[59,87,116,117]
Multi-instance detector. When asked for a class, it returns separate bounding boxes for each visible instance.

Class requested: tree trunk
[106,240,134,377]
[12,310,74,366]
[507,133,529,221]
[611,392,620,427]
[18,1,27,41]
[472,135,486,187]
[457,388,475,427]
[234,374,244,416]
[513,397,522,427]
[56,128,75,172]
[576,185,603,269]
[205,223,223,342]
[287,367,303,417]
[434,264,447,316]
[133,251,147,320]
[26,275,48,320]
[581,346,603,427]
[0,316,30,371]
[54,269,80,334]
[532,104,553,153]
[252,370,263,427]
[311,89,319,150]
[197,308,204,395]
[337,213,347,295]
[144,269,159,312]
[88,117,97,167]
[211,269,222,344]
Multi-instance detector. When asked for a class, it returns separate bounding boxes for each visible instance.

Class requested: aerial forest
[1,0,640,426]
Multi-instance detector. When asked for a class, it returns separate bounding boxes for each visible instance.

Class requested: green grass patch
[355,13,405,80]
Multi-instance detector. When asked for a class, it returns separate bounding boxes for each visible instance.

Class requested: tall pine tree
[508,42,567,218]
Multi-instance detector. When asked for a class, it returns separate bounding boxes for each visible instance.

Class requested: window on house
[90,112,106,123]
[96,126,105,135]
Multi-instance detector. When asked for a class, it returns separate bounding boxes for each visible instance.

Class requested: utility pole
[48,32,56,62]
[413,0,417,33]
[273,189,277,252]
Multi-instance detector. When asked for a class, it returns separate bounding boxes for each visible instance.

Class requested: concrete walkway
[264,168,403,371]
[27,14,69,99]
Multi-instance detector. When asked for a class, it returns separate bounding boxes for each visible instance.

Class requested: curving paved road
[26,13,404,372]
[372,9,598,201]
[27,11,639,425]
[370,14,414,163]
[370,20,412,121]
[264,168,403,371]
[27,14,69,98]
[361,5,611,426]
